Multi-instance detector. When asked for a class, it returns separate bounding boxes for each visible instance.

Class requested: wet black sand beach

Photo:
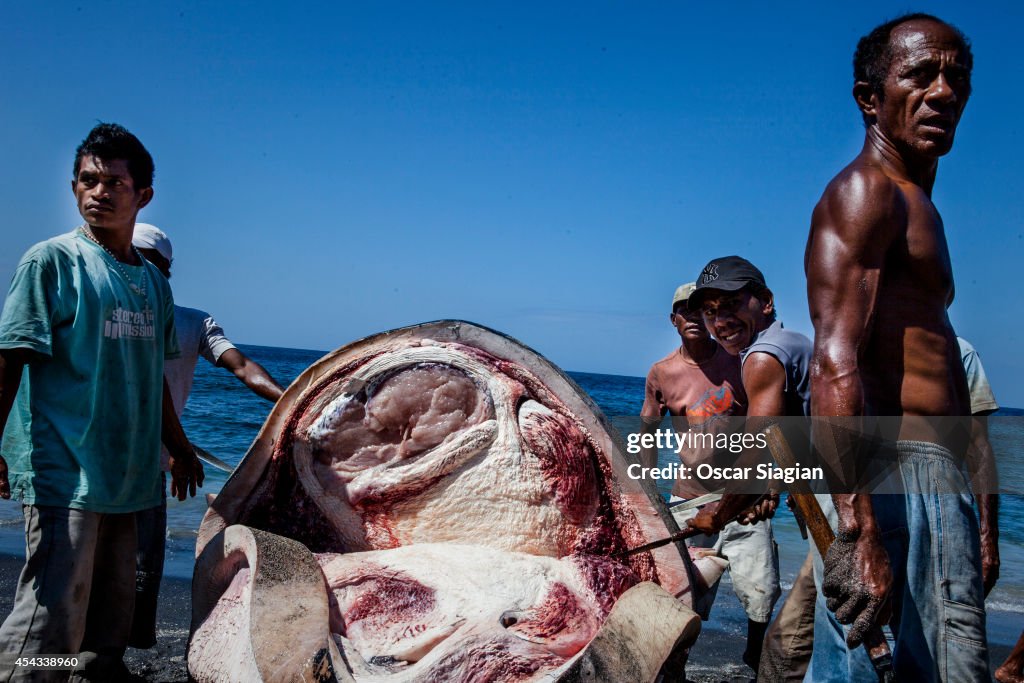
[0,554,190,682]
[0,553,1013,682]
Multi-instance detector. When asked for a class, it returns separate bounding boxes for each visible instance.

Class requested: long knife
[193,445,234,474]
[616,490,761,558]
[615,526,706,558]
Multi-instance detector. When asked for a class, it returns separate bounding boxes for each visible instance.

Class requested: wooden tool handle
[764,426,894,682]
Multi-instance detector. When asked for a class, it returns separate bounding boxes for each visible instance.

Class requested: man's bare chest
[889,188,955,299]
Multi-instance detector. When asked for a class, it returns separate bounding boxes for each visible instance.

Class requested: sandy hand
[822,528,892,648]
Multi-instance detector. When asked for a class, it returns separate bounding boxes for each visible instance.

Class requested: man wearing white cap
[129,223,284,649]
[639,282,779,674]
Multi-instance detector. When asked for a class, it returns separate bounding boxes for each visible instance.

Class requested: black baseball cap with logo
[688,255,767,310]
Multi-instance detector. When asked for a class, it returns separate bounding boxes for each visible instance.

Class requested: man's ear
[761,288,775,317]
[137,186,154,210]
[853,81,878,120]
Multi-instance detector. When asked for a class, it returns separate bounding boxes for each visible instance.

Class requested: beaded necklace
[79,226,149,298]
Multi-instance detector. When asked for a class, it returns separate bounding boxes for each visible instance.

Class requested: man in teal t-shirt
[0,123,204,682]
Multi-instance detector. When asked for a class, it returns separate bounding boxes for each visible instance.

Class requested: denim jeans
[805,441,989,682]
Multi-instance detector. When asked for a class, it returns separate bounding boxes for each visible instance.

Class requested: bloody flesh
[189,322,714,682]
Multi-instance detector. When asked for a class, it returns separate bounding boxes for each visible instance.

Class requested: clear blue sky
[2,2,1021,405]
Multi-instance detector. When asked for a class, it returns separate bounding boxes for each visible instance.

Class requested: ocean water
[0,343,1019,648]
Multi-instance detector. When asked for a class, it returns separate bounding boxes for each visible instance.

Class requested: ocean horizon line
[234,342,1024,415]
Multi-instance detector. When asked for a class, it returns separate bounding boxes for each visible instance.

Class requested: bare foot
[996,662,1024,683]
[995,629,1024,683]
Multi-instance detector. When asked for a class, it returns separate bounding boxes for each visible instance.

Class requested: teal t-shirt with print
[0,229,180,513]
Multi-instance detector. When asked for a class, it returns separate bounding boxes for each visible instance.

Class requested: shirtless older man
[804,13,989,681]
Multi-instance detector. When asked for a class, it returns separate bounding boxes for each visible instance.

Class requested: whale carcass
[188,321,725,682]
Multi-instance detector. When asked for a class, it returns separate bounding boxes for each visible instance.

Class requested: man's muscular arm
[743,353,787,418]
[806,168,902,647]
[734,353,785,523]
[688,352,786,532]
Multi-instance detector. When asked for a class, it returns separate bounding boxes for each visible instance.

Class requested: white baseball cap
[132,223,173,262]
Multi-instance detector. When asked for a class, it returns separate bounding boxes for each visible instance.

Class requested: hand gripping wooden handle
[763,426,894,682]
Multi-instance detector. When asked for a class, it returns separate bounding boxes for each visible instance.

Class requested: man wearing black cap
[686,256,811,419]
[685,255,814,676]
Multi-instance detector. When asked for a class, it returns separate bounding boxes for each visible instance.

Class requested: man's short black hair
[853,13,973,122]
[73,123,155,189]
[744,283,777,323]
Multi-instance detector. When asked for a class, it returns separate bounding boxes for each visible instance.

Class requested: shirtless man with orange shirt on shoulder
[640,282,778,673]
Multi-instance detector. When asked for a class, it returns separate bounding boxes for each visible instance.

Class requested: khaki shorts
[671,498,781,623]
